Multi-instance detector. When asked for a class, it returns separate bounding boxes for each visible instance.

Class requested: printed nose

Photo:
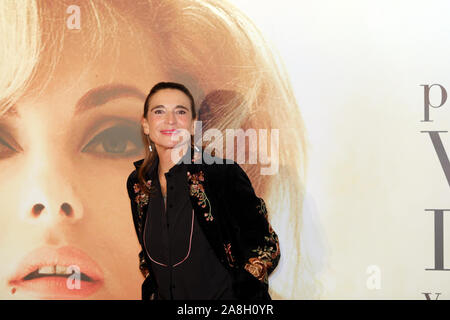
[27,202,83,224]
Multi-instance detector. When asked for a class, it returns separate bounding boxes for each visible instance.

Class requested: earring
[146,134,153,152]
[191,134,200,152]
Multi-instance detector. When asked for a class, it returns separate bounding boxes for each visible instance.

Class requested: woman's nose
[165,111,176,124]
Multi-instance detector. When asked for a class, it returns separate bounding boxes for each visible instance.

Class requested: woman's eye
[82,125,143,157]
[177,110,186,115]
[0,137,17,158]
[154,110,163,114]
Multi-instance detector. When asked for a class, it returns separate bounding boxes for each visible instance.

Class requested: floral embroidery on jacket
[133,180,152,207]
[256,197,268,218]
[187,170,213,221]
[244,257,268,283]
[224,243,236,267]
[138,250,150,278]
[132,180,152,234]
[244,197,280,285]
[257,198,277,239]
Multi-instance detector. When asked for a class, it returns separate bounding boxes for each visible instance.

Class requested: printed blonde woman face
[0,17,165,299]
[0,0,312,300]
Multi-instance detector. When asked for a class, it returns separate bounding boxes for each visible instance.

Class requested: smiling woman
[0,0,312,299]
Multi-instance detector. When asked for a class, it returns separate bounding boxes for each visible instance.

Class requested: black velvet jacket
[126,149,280,300]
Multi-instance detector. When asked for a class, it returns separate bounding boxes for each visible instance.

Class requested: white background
[229,0,450,299]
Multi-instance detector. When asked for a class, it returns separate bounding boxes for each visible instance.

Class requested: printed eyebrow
[150,105,190,111]
[0,84,146,119]
[74,83,147,115]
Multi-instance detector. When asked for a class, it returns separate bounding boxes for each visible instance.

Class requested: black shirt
[142,150,237,300]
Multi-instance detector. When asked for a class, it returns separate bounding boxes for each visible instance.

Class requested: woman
[0,0,317,299]
[126,81,280,300]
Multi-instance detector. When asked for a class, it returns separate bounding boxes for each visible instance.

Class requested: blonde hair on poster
[0,0,321,299]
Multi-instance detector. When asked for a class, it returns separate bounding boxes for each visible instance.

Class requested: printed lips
[8,246,104,298]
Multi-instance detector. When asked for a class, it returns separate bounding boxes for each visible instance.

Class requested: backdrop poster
[0,0,448,300]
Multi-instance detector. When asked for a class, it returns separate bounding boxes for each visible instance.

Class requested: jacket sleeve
[227,162,281,285]
[126,171,151,279]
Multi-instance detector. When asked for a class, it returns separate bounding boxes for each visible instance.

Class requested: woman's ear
[141,117,149,135]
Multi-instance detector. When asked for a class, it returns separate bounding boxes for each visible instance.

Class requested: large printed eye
[0,124,22,159]
[0,136,16,158]
[82,125,143,158]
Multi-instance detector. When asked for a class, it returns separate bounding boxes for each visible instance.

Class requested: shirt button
[169,186,174,190]
[172,285,176,289]
[169,204,173,208]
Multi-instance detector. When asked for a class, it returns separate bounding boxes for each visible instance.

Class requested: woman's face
[0,24,167,299]
[142,89,195,151]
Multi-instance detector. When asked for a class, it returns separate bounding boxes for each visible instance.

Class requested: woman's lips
[8,246,104,299]
[160,129,178,136]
